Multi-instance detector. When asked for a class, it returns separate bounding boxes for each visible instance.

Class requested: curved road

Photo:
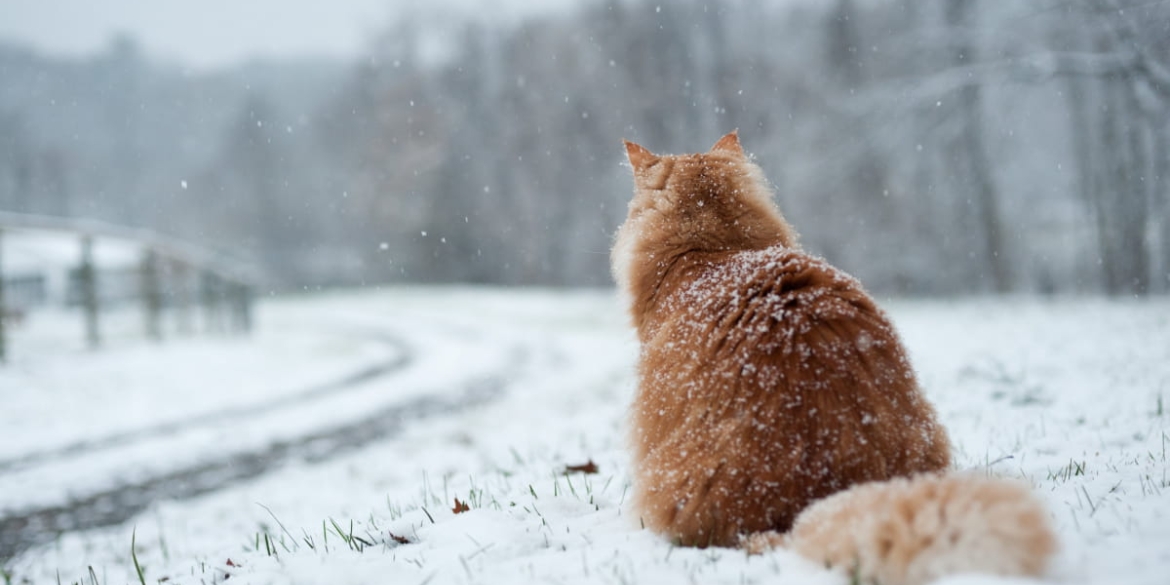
[0,328,528,561]
[0,333,411,475]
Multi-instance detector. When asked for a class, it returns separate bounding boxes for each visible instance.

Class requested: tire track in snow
[0,332,411,475]
[0,344,527,561]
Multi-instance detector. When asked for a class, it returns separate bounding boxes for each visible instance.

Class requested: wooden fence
[0,212,259,362]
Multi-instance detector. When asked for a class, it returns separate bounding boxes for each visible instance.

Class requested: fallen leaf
[388,531,411,544]
[564,459,599,474]
[452,497,470,514]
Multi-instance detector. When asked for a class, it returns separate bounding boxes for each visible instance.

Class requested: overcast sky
[0,0,578,69]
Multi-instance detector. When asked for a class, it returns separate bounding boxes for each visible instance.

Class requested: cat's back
[633,244,950,543]
[652,245,887,360]
[642,243,926,452]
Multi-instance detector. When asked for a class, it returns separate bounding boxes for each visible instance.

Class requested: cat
[612,131,1055,583]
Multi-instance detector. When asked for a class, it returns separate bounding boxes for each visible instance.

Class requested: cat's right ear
[710,130,745,156]
[624,140,659,172]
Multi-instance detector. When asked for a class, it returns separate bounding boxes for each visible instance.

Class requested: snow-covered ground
[2,288,1168,585]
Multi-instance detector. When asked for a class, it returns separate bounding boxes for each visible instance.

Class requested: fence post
[140,248,163,341]
[200,270,222,333]
[173,259,194,335]
[0,229,6,363]
[79,235,100,349]
[230,282,253,334]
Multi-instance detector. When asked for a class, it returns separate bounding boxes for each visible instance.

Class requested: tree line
[0,0,1166,295]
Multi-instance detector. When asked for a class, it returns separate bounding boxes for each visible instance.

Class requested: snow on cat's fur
[612,131,1055,583]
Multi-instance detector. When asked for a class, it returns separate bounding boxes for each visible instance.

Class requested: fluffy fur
[613,131,951,547]
[745,473,1057,585]
[612,132,1056,583]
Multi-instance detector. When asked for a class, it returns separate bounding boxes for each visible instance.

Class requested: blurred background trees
[0,0,1166,295]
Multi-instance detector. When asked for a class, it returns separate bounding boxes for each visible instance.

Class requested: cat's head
[611,131,798,293]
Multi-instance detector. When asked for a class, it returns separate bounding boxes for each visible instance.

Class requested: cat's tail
[742,473,1057,585]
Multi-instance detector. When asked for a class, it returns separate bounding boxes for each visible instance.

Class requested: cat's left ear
[624,140,660,172]
[710,130,745,157]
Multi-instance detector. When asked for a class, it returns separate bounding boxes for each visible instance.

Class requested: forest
[1,0,1167,295]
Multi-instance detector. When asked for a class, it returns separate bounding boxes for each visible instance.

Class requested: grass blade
[131,528,147,585]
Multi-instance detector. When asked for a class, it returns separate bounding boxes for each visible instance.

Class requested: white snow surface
[2,288,1169,584]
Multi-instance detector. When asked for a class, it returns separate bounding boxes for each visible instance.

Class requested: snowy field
[2,287,1168,585]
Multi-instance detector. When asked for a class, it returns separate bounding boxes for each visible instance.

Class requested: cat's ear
[624,140,659,172]
[710,130,744,156]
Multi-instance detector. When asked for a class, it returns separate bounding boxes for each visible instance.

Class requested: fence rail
[0,211,260,362]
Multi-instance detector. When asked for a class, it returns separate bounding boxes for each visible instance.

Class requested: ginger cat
[612,131,1055,583]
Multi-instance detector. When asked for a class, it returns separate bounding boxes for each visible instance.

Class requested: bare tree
[944,0,1011,292]
[1043,0,1169,295]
